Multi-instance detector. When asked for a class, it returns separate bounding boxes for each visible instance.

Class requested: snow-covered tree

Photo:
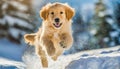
[0,0,37,44]
[89,0,119,48]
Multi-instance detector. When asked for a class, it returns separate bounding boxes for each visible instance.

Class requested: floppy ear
[40,7,48,20]
[40,3,51,20]
[24,34,36,45]
[65,5,75,20]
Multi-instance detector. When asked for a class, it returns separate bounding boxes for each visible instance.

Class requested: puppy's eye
[51,12,54,15]
[60,12,63,14]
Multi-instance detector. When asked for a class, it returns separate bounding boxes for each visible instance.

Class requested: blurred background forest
[0,0,120,61]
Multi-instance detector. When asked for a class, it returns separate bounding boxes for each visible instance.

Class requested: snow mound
[66,56,120,69]
[23,46,120,69]
[0,46,120,69]
[0,58,25,69]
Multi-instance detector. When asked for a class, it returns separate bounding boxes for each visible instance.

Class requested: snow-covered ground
[0,45,120,69]
[0,58,25,69]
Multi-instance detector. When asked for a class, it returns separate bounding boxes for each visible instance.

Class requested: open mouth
[53,23,62,28]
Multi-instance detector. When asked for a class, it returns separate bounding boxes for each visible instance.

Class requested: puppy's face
[40,3,75,29]
[48,6,66,29]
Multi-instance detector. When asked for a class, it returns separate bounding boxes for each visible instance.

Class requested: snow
[90,29,97,35]
[103,37,109,42]
[0,15,33,29]
[106,18,114,25]
[1,45,120,69]
[1,1,28,12]
[0,46,120,69]
[105,9,113,15]
[66,56,120,69]
[23,46,120,69]
[98,11,106,17]
[9,28,26,39]
[9,28,20,39]
[110,31,119,37]
[10,11,30,20]
[9,1,28,12]
[0,58,25,69]
[2,3,8,10]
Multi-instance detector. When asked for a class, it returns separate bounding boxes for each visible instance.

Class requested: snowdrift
[0,46,120,69]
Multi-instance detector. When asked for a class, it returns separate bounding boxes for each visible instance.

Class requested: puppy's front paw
[59,41,66,48]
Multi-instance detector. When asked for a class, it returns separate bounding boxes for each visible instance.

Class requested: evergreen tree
[89,0,116,48]
[0,0,37,44]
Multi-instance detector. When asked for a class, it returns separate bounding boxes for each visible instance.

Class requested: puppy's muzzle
[53,18,62,28]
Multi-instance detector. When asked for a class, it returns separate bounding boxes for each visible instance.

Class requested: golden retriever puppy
[24,2,75,68]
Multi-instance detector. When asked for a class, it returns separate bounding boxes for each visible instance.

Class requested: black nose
[55,18,60,22]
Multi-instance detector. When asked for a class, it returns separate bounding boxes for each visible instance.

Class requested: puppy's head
[40,3,75,29]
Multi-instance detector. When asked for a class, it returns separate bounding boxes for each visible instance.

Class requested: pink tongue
[56,23,59,26]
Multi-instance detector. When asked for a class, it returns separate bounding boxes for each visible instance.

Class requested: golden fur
[24,2,75,68]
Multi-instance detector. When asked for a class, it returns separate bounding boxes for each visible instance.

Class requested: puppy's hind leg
[36,45,48,68]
